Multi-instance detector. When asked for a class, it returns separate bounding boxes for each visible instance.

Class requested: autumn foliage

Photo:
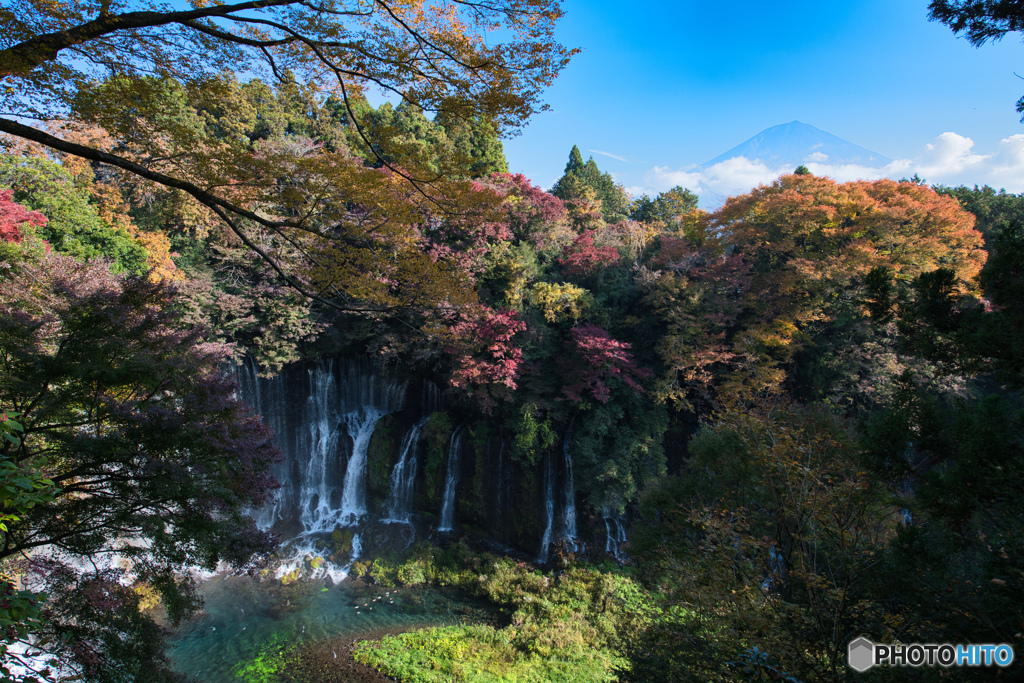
[0,189,45,243]
[448,307,527,412]
[559,230,621,277]
[560,324,649,403]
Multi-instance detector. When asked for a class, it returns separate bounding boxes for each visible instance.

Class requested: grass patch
[349,544,655,683]
[354,624,623,683]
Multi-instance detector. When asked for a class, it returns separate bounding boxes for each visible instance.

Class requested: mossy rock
[366,415,397,498]
[331,526,354,554]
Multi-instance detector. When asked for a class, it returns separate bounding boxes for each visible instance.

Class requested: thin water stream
[167,575,494,683]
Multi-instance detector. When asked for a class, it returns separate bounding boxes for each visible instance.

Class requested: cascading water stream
[337,407,386,526]
[561,423,577,547]
[383,416,430,523]
[537,452,555,563]
[602,506,628,562]
[437,426,466,532]
[299,365,343,533]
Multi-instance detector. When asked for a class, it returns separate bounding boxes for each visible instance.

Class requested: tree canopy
[0,243,281,679]
[0,0,575,316]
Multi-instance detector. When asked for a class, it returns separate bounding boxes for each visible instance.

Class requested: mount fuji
[699,120,891,171]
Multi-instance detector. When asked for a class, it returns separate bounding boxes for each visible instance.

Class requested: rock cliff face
[233,358,620,572]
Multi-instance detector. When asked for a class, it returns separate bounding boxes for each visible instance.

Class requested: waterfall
[438,425,466,532]
[560,425,577,545]
[299,365,344,533]
[337,408,385,525]
[336,363,405,526]
[234,359,292,530]
[237,359,406,536]
[602,506,628,563]
[537,452,555,563]
[383,417,430,523]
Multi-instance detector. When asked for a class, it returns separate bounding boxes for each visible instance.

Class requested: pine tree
[564,145,586,177]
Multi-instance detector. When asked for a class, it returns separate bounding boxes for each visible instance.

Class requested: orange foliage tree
[648,174,987,406]
[0,0,575,316]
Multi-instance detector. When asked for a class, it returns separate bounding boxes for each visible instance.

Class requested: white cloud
[588,149,629,162]
[916,132,990,179]
[637,132,1024,209]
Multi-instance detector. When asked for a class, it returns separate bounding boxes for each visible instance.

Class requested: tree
[929,1,1024,119]
[935,183,1024,241]
[631,401,898,683]
[559,324,649,404]
[551,147,629,223]
[559,229,621,278]
[0,190,46,244]
[563,145,586,178]
[0,0,575,313]
[447,306,527,413]
[1,154,149,273]
[629,186,699,223]
[712,174,986,393]
[0,249,280,679]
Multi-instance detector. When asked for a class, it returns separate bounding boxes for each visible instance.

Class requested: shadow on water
[166,574,498,683]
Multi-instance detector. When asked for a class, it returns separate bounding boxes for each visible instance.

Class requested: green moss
[231,634,296,683]
[369,557,398,587]
[366,416,396,499]
[347,543,667,683]
[423,411,454,503]
[330,526,354,555]
[397,559,427,586]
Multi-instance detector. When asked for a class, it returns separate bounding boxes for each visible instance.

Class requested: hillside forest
[2,1,1024,682]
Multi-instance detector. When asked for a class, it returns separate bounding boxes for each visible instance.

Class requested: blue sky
[500,0,1024,203]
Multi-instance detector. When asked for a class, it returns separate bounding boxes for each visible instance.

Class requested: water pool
[167,575,494,682]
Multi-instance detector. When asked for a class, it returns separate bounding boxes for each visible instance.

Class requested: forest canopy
[2,2,1024,681]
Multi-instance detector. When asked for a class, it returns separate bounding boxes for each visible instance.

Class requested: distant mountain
[699,120,891,170]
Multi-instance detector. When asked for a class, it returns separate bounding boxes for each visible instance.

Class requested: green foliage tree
[632,400,898,683]
[0,154,148,273]
[935,183,1024,242]
[629,186,699,223]
[551,147,629,224]
[0,248,280,679]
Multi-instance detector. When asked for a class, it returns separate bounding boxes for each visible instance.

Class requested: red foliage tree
[0,189,47,243]
[489,173,569,246]
[558,230,620,277]
[560,324,650,403]
[448,306,527,412]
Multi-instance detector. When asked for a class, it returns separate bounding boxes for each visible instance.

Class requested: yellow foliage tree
[529,281,589,323]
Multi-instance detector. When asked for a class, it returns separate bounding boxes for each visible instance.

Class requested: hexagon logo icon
[848,637,875,672]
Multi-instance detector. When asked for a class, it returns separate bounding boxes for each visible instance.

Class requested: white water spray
[438,425,466,532]
[602,505,628,562]
[383,417,430,523]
